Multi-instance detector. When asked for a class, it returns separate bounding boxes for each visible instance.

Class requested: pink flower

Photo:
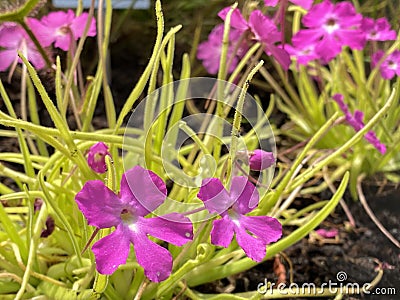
[293,0,365,62]
[264,0,313,10]
[372,50,400,80]
[87,142,111,174]
[332,94,386,154]
[75,166,193,281]
[361,17,397,41]
[0,22,46,71]
[218,8,291,69]
[28,9,96,51]
[249,150,275,171]
[197,177,282,262]
[285,39,320,65]
[197,24,243,74]
[315,228,338,238]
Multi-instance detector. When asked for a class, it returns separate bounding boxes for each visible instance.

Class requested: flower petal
[230,177,259,214]
[75,180,123,228]
[87,142,110,174]
[92,225,131,274]
[197,178,234,214]
[131,232,173,282]
[239,215,282,244]
[249,150,275,171]
[71,13,97,39]
[139,213,193,246]
[234,225,267,262]
[210,215,235,247]
[0,50,17,71]
[120,166,167,216]
[218,7,248,32]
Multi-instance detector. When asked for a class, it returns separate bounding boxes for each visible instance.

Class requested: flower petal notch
[75,166,193,281]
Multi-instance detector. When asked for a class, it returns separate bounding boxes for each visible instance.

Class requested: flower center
[324,17,339,34]
[120,208,137,225]
[228,209,240,227]
[387,60,397,70]
[56,25,71,36]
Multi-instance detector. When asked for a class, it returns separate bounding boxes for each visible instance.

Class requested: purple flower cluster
[75,165,282,282]
[332,94,386,154]
[286,0,397,77]
[197,0,398,80]
[0,10,96,71]
[197,6,291,74]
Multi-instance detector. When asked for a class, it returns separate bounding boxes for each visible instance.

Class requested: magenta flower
[285,39,320,65]
[75,166,193,281]
[249,150,275,171]
[197,177,282,262]
[264,0,313,10]
[372,50,400,80]
[87,142,111,174]
[197,24,244,74]
[361,17,397,41]
[293,0,365,62]
[0,22,46,71]
[28,9,96,51]
[332,94,386,154]
[315,228,338,238]
[218,8,290,69]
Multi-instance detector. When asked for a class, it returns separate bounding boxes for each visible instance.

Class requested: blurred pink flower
[372,50,400,80]
[292,0,365,62]
[28,9,96,51]
[361,17,397,41]
[197,24,244,74]
[0,22,46,71]
[332,94,386,154]
[285,39,320,65]
[315,228,338,238]
[264,0,313,10]
[218,7,290,69]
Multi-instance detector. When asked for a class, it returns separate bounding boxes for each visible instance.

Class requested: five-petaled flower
[28,9,96,51]
[361,17,396,42]
[197,177,282,262]
[75,166,193,282]
[292,0,365,62]
[372,50,400,80]
[218,8,291,69]
[197,23,244,75]
[87,142,111,174]
[0,22,46,71]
